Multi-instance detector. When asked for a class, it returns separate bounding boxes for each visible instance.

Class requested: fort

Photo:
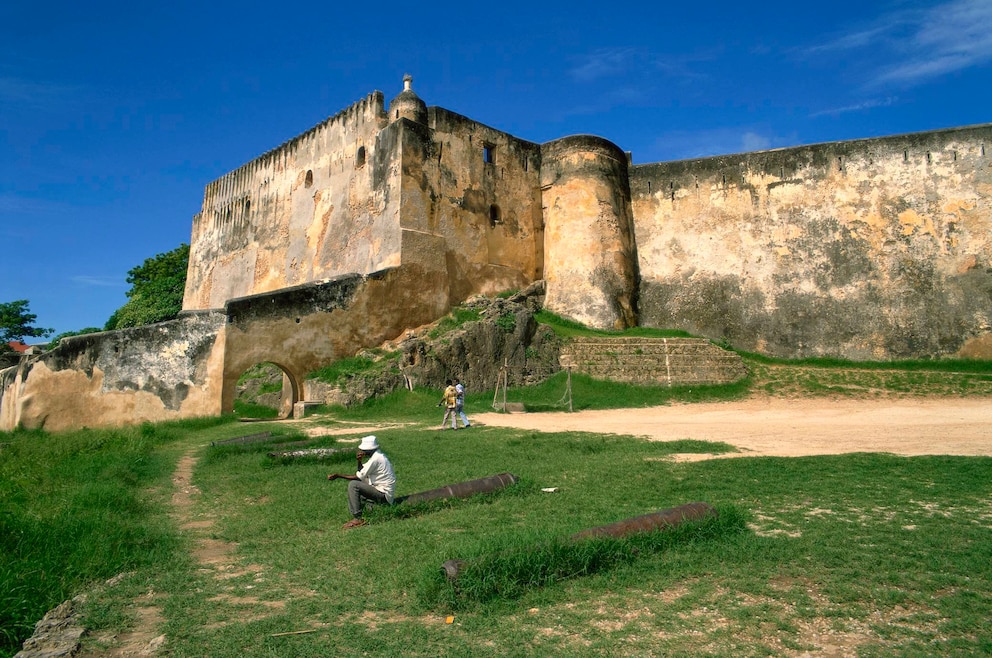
[2,76,990,430]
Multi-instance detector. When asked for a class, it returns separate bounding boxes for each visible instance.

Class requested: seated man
[327,435,396,529]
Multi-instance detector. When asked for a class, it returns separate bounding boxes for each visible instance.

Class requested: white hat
[358,435,379,451]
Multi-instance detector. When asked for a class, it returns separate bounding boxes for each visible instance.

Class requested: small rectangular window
[483,143,495,164]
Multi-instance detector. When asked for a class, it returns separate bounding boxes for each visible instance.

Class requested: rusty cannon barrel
[399,472,518,505]
[441,501,717,581]
[570,501,717,541]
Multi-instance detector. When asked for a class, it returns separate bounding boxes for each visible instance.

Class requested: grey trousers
[348,480,388,517]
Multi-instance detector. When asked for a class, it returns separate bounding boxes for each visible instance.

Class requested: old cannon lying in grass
[441,501,718,581]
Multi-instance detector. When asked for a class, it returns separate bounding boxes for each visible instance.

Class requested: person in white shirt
[454,378,471,428]
[327,435,396,529]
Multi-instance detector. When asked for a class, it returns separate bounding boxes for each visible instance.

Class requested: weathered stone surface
[14,597,84,658]
[632,125,992,359]
[305,287,560,406]
[1,312,226,431]
[560,336,746,386]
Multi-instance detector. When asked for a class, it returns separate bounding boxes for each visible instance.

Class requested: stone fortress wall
[2,76,990,431]
[632,125,992,359]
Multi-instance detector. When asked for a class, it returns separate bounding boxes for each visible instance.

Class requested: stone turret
[389,74,427,124]
[541,135,639,330]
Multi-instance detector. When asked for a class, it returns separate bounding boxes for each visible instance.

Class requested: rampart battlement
[200,91,387,211]
[631,122,991,198]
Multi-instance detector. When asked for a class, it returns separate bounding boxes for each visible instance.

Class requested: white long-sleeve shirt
[357,450,396,503]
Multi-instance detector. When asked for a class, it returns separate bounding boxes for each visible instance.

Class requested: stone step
[559,336,746,386]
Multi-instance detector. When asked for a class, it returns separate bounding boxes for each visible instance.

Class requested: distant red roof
[6,341,33,353]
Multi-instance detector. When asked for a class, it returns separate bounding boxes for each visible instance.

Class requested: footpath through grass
[2,366,992,656]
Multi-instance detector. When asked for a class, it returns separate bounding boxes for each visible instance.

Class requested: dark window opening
[483,143,495,164]
[305,170,314,188]
[489,204,501,227]
[356,146,366,168]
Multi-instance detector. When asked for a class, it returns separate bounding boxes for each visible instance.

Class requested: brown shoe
[341,518,367,530]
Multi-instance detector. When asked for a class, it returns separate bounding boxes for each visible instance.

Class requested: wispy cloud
[810,96,898,118]
[651,127,788,162]
[806,0,992,87]
[70,276,126,288]
[569,48,640,83]
[568,47,712,84]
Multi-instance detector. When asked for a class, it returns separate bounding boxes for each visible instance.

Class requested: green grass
[427,307,483,338]
[2,364,992,656]
[536,310,694,338]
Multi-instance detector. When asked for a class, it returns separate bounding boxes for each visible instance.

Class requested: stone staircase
[558,336,747,387]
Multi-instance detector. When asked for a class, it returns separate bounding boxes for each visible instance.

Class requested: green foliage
[427,307,482,338]
[0,300,52,347]
[498,370,751,412]
[743,355,992,398]
[535,309,692,338]
[47,327,103,348]
[307,354,380,383]
[740,350,992,374]
[0,423,189,655]
[495,311,516,332]
[232,400,279,418]
[105,244,189,330]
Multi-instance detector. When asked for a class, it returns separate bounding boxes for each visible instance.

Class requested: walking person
[454,377,471,428]
[326,435,396,529]
[438,379,458,429]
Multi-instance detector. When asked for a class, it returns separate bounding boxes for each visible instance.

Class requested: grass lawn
[2,363,992,657]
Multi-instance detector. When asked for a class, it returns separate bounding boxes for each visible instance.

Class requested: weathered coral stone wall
[399,107,545,304]
[219,268,448,415]
[182,92,400,310]
[632,124,992,359]
[0,313,226,431]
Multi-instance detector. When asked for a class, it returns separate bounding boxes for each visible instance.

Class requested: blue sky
[2,0,990,337]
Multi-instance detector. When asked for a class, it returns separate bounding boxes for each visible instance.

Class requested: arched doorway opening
[234,361,298,419]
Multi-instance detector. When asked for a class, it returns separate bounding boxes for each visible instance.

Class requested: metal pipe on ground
[398,473,518,505]
[441,501,717,581]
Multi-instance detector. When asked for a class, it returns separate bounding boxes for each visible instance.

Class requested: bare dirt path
[473,397,992,457]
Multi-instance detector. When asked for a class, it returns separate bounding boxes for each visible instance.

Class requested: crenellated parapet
[183,91,395,310]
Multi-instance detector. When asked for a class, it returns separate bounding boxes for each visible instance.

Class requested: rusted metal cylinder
[440,501,716,581]
[400,472,518,505]
[570,501,717,541]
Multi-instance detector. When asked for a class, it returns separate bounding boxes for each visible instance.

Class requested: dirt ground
[472,397,992,458]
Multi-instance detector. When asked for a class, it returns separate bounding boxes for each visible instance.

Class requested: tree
[105,243,190,330]
[0,300,53,350]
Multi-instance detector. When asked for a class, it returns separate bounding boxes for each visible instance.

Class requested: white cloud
[70,276,126,288]
[740,132,771,152]
[652,127,785,161]
[569,48,639,83]
[807,0,992,88]
[810,97,898,118]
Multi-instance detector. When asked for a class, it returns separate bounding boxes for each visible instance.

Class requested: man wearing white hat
[327,435,396,529]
